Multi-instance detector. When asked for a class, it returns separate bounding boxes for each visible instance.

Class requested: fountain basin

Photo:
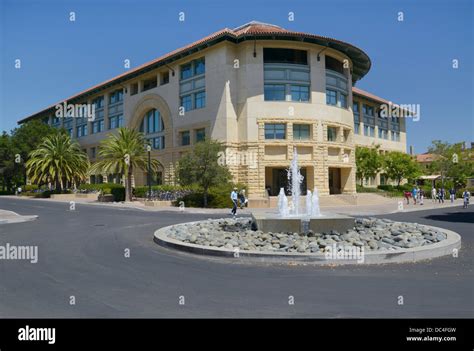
[251,212,355,234]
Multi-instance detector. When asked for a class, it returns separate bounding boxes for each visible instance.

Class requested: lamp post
[146,143,152,201]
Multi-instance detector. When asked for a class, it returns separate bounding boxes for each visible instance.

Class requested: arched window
[140,109,165,150]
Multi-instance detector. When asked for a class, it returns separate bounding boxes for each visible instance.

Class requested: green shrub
[0,190,14,195]
[377,185,394,191]
[23,184,38,192]
[356,185,380,193]
[110,187,125,202]
[134,184,194,198]
[175,183,247,208]
[78,183,123,195]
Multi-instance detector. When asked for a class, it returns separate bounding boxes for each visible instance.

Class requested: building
[18,21,407,199]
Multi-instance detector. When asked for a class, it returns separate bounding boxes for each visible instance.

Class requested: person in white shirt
[431,187,437,203]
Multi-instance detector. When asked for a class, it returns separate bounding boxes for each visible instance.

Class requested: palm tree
[89,127,160,202]
[26,133,89,191]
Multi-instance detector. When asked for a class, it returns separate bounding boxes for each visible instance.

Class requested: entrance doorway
[328,168,342,194]
[265,167,307,196]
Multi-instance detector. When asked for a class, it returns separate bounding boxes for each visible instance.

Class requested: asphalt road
[0,197,472,318]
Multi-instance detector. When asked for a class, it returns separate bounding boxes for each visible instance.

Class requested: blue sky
[1,0,472,153]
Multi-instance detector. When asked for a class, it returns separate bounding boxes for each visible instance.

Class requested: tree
[89,127,160,202]
[176,139,231,207]
[428,140,473,190]
[383,151,420,187]
[355,145,383,186]
[26,133,89,190]
[0,120,56,191]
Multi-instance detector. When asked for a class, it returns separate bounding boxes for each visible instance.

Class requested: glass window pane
[180,63,192,80]
[194,58,205,75]
[291,85,309,102]
[264,84,285,101]
[326,89,337,105]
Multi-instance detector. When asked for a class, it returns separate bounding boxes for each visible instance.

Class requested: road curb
[153,220,461,265]
[0,209,38,224]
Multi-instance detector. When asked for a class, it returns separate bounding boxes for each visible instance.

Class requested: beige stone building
[18,21,407,199]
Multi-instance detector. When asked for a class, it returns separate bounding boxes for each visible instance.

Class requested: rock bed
[166,217,447,254]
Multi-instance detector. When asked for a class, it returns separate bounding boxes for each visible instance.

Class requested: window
[181,131,190,146]
[293,124,310,140]
[142,77,157,91]
[363,104,374,116]
[141,109,165,150]
[354,123,360,135]
[364,125,375,137]
[391,131,400,141]
[194,91,206,109]
[378,129,388,139]
[109,90,123,105]
[76,124,88,138]
[264,84,286,101]
[264,124,286,140]
[195,128,206,142]
[147,136,165,150]
[326,67,348,108]
[325,56,344,75]
[353,102,359,114]
[91,147,96,159]
[263,48,308,65]
[93,96,104,109]
[339,93,347,108]
[179,58,206,112]
[160,71,169,85]
[327,127,338,142]
[130,83,138,95]
[92,119,104,134]
[109,114,123,129]
[180,63,192,80]
[194,58,205,75]
[326,89,337,105]
[291,85,309,102]
[343,129,350,142]
[180,95,192,112]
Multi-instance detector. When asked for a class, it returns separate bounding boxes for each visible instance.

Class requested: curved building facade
[19,21,406,199]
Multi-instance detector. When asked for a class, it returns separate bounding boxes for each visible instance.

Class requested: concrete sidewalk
[0,209,38,224]
[2,195,466,216]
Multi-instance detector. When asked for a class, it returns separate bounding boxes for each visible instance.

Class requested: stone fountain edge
[153,219,461,265]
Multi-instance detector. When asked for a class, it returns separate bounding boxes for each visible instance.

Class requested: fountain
[253,148,354,233]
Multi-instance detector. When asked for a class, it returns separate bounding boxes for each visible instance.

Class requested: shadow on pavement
[423,210,474,224]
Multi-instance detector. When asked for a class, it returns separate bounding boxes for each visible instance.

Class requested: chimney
[409,145,414,155]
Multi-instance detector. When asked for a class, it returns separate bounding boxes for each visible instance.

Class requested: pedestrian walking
[404,191,411,205]
[239,189,247,209]
[449,188,456,203]
[230,187,238,216]
[438,188,445,203]
[419,189,424,205]
[412,186,418,205]
[462,189,470,209]
[431,187,437,203]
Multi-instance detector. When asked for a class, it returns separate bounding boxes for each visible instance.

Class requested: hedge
[77,183,125,201]
[134,184,194,198]
[175,183,247,208]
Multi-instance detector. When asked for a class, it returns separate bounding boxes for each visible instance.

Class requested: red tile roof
[416,153,440,163]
